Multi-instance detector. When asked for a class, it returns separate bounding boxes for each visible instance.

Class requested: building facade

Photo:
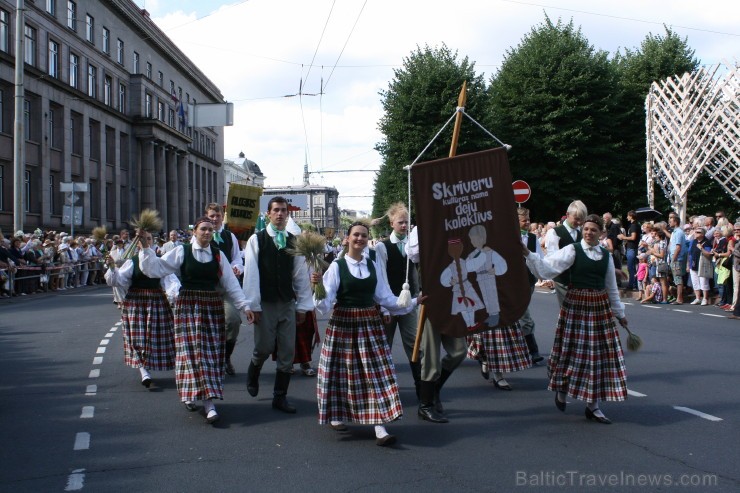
[223,151,265,199]
[262,184,339,233]
[0,0,226,233]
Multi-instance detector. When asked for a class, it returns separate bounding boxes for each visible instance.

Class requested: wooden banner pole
[412,81,467,363]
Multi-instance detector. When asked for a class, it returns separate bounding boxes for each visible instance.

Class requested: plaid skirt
[121,288,175,371]
[174,290,226,402]
[548,288,627,402]
[317,306,402,425]
[466,323,533,373]
[295,309,320,364]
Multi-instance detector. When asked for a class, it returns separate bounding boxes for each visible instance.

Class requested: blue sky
[139,0,739,214]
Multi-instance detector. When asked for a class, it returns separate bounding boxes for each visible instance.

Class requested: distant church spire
[303,150,309,186]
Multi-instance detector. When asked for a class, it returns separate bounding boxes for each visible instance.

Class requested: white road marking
[110,327,118,332]
[674,406,723,422]
[627,389,647,397]
[623,302,634,306]
[96,347,106,354]
[92,357,103,365]
[80,406,94,419]
[105,332,114,338]
[100,339,110,346]
[85,385,97,396]
[641,305,661,309]
[700,313,725,318]
[65,469,85,491]
[88,369,100,378]
[672,309,691,313]
[115,322,122,326]
[73,432,90,450]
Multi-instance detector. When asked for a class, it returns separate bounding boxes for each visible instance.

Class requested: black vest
[525,233,537,287]
[336,257,377,308]
[130,256,161,290]
[211,227,234,263]
[569,243,609,289]
[257,229,295,302]
[382,239,418,296]
[554,225,581,285]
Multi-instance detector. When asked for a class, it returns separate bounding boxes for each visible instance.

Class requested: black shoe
[418,404,449,423]
[206,410,220,424]
[330,422,348,431]
[585,407,612,424]
[555,394,566,412]
[246,362,261,397]
[183,401,198,412]
[376,434,397,447]
[493,377,512,391]
[272,394,297,414]
[531,353,544,363]
[479,361,490,380]
[141,377,152,388]
[225,359,236,376]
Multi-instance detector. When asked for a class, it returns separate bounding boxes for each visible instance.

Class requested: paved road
[1,287,738,492]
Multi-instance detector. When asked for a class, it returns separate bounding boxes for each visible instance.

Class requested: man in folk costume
[544,200,587,305]
[407,226,466,424]
[243,197,313,413]
[518,207,544,363]
[202,203,244,376]
[374,202,422,396]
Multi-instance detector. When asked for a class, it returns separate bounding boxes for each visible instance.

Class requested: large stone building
[262,184,339,233]
[223,151,265,199]
[0,0,226,233]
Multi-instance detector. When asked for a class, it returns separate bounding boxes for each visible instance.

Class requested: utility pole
[13,0,25,233]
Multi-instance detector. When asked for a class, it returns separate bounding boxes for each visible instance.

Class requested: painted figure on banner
[440,238,483,327]
[466,225,508,327]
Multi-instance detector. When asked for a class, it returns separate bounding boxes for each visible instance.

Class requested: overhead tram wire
[323,0,368,93]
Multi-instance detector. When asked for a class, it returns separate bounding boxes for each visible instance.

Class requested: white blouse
[104,258,181,303]
[138,244,249,311]
[314,255,418,316]
[525,239,625,319]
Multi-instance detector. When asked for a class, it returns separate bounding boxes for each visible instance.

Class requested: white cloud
[151,0,740,212]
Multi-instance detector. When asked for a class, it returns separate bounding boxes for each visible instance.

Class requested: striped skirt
[174,290,226,402]
[317,306,402,425]
[466,323,533,373]
[548,288,627,402]
[121,288,175,371]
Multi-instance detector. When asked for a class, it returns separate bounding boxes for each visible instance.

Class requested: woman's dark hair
[655,230,666,240]
[584,214,604,231]
[347,221,370,235]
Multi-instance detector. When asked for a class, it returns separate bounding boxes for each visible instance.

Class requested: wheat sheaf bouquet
[287,232,329,300]
[123,209,163,259]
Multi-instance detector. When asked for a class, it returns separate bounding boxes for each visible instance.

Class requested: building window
[145,93,152,118]
[0,9,8,53]
[87,64,97,98]
[116,39,124,64]
[0,165,3,210]
[48,39,59,78]
[23,99,30,140]
[0,88,4,133]
[157,101,164,121]
[24,25,36,66]
[85,14,93,43]
[69,52,78,88]
[168,108,175,127]
[133,51,139,73]
[102,27,109,54]
[103,76,112,106]
[118,83,126,113]
[157,71,163,87]
[70,113,82,155]
[47,108,54,145]
[49,175,56,214]
[146,62,152,79]
[46,0,56,16]
[89,120,100,161]
[67,1,76,30]
[25,170,31,213]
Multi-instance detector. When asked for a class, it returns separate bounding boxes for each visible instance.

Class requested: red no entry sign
[512,180,531,203]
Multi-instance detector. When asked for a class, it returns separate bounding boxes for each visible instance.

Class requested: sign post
[512,180,531,204]
[60,182,88,237]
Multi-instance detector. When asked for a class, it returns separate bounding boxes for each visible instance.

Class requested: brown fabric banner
[225,183,263,240]
[412,148,531,337]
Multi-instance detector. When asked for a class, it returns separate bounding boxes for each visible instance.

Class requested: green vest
[336,257,376,308]
[554,225,581,285]
[569,243,609,289]
[180,244,220,291]
[130,256,160,290]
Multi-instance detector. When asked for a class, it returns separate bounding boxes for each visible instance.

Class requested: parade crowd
[2,199,739,446]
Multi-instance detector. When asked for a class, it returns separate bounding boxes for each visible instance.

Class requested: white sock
[374,425,389,439]
[493,371,504,381]
[203,399,216,414]
[587,401,605,417]
[330,420,344,427]
[139,368,151,379]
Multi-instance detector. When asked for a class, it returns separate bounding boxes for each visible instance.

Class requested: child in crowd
[636,254,649,301]
[641,276,665,304]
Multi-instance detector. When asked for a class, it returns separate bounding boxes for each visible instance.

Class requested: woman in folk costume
[310,221,424,446]
[524,214,629,424]
[138,217,252,425]
[104,230,180,388]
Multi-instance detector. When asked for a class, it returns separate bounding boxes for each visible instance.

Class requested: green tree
[488,16,621,221]
[374,44,489,218]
